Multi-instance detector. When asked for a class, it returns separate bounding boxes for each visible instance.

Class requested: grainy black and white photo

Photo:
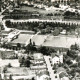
[0,0,80,80]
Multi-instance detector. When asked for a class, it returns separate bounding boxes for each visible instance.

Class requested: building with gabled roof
[56,67,69,80]
[51,51,63,65]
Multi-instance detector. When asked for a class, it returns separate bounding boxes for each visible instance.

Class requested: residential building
[57,67,69,80]
[51,51,63,65]
[37,70,50,80]
[30,53,47,70]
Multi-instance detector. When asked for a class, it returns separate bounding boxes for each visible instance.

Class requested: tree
[19,57,25,66]
[32,77,35,80]
[54,3,59,8]
[33,42,35,46]
[67,50,78,59]
[3,66,7,73]
[9,75,13,80]
[7,63,12,68]
[24,58,31,67]
[38,23,44,29]
[26,40,37,53]
[17,43,21,50]
[39,46,50,55]
[53,28,60,36]
[78,61,80,67]
[70,43,79,50]
[5,20,11,27]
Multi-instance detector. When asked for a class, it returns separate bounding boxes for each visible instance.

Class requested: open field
[11,34,33,44]
[11,34,47,46]
[19,6,60,14]
[42,36,80,48]
[11,33,80,49]
[0,59,19,67]
[32,35,47,46]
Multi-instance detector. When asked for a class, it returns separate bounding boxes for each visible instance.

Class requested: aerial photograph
[0,0,80,80]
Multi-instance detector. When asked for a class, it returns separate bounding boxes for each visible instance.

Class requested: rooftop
[57,67,67,74]
[33,53,43,60]
[51,51,63,58]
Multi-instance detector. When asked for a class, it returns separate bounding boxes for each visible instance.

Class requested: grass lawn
[0,59,20,67]
[12,34,33,44]
[42,36,80,48]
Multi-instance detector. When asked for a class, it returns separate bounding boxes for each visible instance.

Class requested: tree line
[5,20,78,35]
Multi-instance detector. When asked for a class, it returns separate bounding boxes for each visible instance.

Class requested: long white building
[51,0,74,3]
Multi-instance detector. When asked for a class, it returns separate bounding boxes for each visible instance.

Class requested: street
[44,56,57,80]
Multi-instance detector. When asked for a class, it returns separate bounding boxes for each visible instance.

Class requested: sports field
[42,36,80,48]
[0,59,19,67]
[11,33,80,48]
[32,35,47,45]
[12,34,33,44]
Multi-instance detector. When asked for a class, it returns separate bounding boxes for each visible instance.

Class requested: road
[44,56,56,80]
[0,5,11,31]
[3,19,79,25]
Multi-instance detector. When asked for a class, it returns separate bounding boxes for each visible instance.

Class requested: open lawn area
[20,6,56,14]
[42,36,80,48]
[11,33,80,49]
[32,35,47,45]
[11,34,33,45]
[11,34,47,46]
[0,59,19,67]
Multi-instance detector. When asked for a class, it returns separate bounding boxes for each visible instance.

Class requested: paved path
[25,31,40,46]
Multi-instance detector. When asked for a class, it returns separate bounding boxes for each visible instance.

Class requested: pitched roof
[51,52,62,58]
[59,72,68,78]
[57,67,68,79]
[57,67,66,74]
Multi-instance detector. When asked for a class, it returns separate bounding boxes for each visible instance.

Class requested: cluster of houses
[0,47,69,80]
